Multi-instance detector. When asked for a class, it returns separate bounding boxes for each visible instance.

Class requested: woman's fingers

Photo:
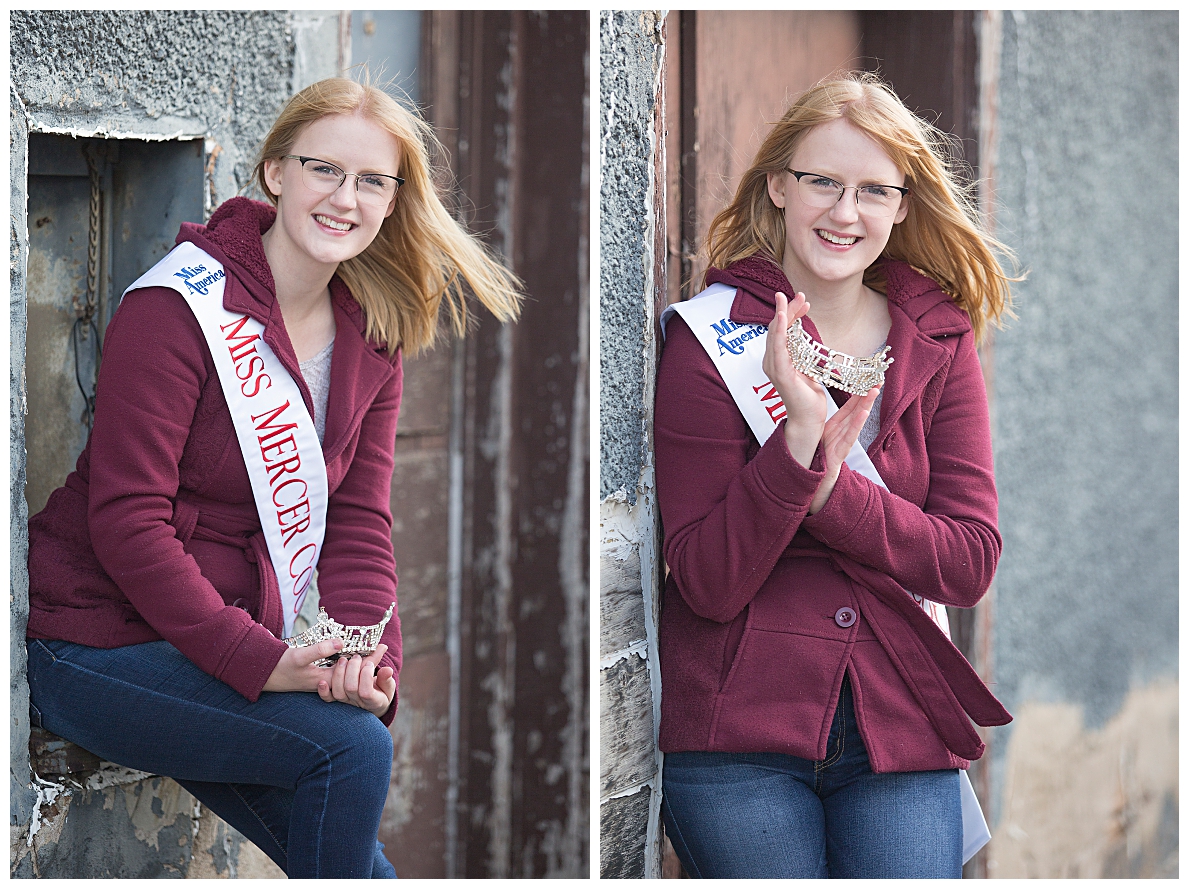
[771,290,788,335]
[313,642,393,713]
[355,645,389,698]
[785,291,810,323]
[329,653,350,701]
[360,643,387,675]
[373,671,397,714]
[764,292,814,394]
[823,386,879,466]
[292,637,342,668]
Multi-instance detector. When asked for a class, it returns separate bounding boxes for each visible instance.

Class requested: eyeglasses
[283,155,405,205]
[787,170,909,218]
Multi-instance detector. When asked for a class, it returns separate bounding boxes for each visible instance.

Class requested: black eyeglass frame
[787,169,909,203]
[282,155,406,193]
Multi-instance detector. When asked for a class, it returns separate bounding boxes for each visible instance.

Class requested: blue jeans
[27,638,396,878]
[662,679,962,878]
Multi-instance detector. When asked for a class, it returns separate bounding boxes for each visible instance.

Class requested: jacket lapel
[321,294,395,467]
[866,301,950,454]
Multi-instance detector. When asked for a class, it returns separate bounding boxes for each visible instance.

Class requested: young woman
[25,77,521,878]
[655,72,1017,878]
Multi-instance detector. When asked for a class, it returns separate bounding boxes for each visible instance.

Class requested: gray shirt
[299,339,335,445]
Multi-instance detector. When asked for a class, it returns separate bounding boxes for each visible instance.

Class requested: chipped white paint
[26,776,71,848]
[600,639,647,670]
[25,121,204,141]
[600,475,663,880]
[84,764,153,792]
[605,778,657,802]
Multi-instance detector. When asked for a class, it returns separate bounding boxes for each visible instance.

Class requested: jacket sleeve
[86,288,289,700]
[800,329,1002,607]
[655,314,827,624]
[313,354,403,725]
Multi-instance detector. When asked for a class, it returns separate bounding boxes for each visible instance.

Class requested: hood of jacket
[706,253,972,340]
[175,196,380,352]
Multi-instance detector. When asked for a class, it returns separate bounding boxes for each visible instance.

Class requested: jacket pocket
[711,628,849,755]
[719,604,750,691]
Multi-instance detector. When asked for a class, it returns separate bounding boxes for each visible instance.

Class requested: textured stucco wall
[598,10,665,880]
[11,10,294,203]
[9,10,299,877]
[986,10,1177,877]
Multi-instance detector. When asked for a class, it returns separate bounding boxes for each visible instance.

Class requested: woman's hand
[808,385,880,515]
[263,638,343,693]
[762,291,828,467]
[318,643,397,717]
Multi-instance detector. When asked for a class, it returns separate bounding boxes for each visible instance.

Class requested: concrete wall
[10,10,301,877]
[986,10,1177,878]
[597,10,666,879]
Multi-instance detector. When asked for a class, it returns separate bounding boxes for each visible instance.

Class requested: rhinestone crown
[284,603,395,666]
[785,318,893,395]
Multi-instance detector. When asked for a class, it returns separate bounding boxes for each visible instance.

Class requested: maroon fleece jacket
[27,197,403,725]
[655,255,1010,771]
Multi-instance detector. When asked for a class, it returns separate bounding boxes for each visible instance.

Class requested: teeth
[315,215,352,231]
[817,230,857,245]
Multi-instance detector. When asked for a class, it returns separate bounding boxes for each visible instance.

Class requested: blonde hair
[254,76,522,355]
[704,71,1018,345]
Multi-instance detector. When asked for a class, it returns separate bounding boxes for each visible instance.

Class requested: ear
[263,157,285,199]
[893,191,910,224]
[767,170,788,209]
[383,194,398,219]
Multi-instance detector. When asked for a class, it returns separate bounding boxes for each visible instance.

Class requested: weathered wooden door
[379,11,589,878]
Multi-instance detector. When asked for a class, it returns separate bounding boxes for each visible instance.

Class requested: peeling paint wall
[9,9,301,878]
[987,10,1177,877]
[14,768,283,879]
[598,10,666,879]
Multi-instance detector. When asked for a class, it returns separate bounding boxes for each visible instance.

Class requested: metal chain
[73,144,103,429]
[82,147,101,326]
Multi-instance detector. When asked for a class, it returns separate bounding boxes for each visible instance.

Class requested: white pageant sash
[662,285,990,862]
[123,242,328,639]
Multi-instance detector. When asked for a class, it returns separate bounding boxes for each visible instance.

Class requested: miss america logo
[174,264,227,297]
[711,317,765,356]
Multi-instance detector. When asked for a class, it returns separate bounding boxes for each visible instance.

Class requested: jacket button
[834,607,857,628]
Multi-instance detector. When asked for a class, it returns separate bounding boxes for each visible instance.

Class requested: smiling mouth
[816,229,859,246]
[315,214,355,232]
